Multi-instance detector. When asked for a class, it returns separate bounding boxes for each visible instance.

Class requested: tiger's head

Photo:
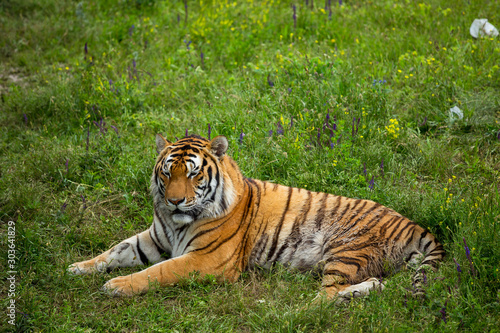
[151,134,239,224]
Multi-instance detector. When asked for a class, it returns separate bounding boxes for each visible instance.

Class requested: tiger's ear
[209,135,228,158]
[155,134,172,154]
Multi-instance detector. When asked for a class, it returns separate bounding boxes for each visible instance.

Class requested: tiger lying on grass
[69,134,444,303]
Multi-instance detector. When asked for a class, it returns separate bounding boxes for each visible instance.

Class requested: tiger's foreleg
[68,229,166,275]
[102,252,241,296]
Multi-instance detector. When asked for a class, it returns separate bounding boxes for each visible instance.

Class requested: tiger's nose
[168,198,185,205]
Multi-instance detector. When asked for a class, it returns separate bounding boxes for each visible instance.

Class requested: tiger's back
[69,134,444,301]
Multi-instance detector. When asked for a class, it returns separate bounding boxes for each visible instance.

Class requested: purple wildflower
[269,130,273,137]
[61,201,67,213]
[292,5,297,29]
[463,237,471,261]
[177,14,180,24]
[363,163,367,177]
[208,123,211,140]
[201,51,205,67]
[23,113,28,125]
[329,141,334,149]
[239,131,245,144]
[453,258,462,273]
[439,300,448,323]
[328,0,332,19]
[336,134,342,145]
[277,122,284,135]
[84,42,88,60]
[420,116,427,127]
[290,116,294,127]
[288,87,292,93]
[184,40,192,51]
[497,130,500,140]
[317,127,321,145]
[132,59,137,78]
[65,159,69,174]
[368,176,375,190]
[144,39,148,49]
[185,128,189,137]
[352,117,356,137]
[94,118,107,135]
[267,75,274,87]
[453,258,462,284]
[129,25,135,36]
[339,0,342,5]
[110,125,119,135]
[463,237,476,276]
[356,117,360,134]
[81,195,86,210]
[380,158,385,177]
[326,111,330,124]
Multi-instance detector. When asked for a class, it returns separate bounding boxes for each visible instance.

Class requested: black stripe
[343,201,369,229]
[402,226,417,248]
[250,234,269,264]
[323,269,349,278]
[274,191,313,260]
[386,216,405,240]
[185,207,239,250]
[315,192,330,228]
[266,186,293,262]
[328,242,375,256]
[149,228,169,257]
[422,240,433,253]
[213,183,257,269]
[418,230,429,248]
[392,220,415,243]
[377,214,400,238]
[236,179,262,267]
[205,181,254,256]
[136,235,149,264]
[325,256,362,273]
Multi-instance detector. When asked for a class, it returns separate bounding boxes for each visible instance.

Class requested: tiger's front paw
[102,274,150,297]
[68,260,108,275]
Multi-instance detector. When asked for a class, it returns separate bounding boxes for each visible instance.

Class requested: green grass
[1,0,500,331]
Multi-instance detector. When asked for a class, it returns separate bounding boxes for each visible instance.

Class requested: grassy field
[1,0,500,331]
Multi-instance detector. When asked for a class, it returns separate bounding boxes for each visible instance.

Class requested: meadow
[1,0,499,331]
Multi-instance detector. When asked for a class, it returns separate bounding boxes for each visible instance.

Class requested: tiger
[68,134,445,303]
